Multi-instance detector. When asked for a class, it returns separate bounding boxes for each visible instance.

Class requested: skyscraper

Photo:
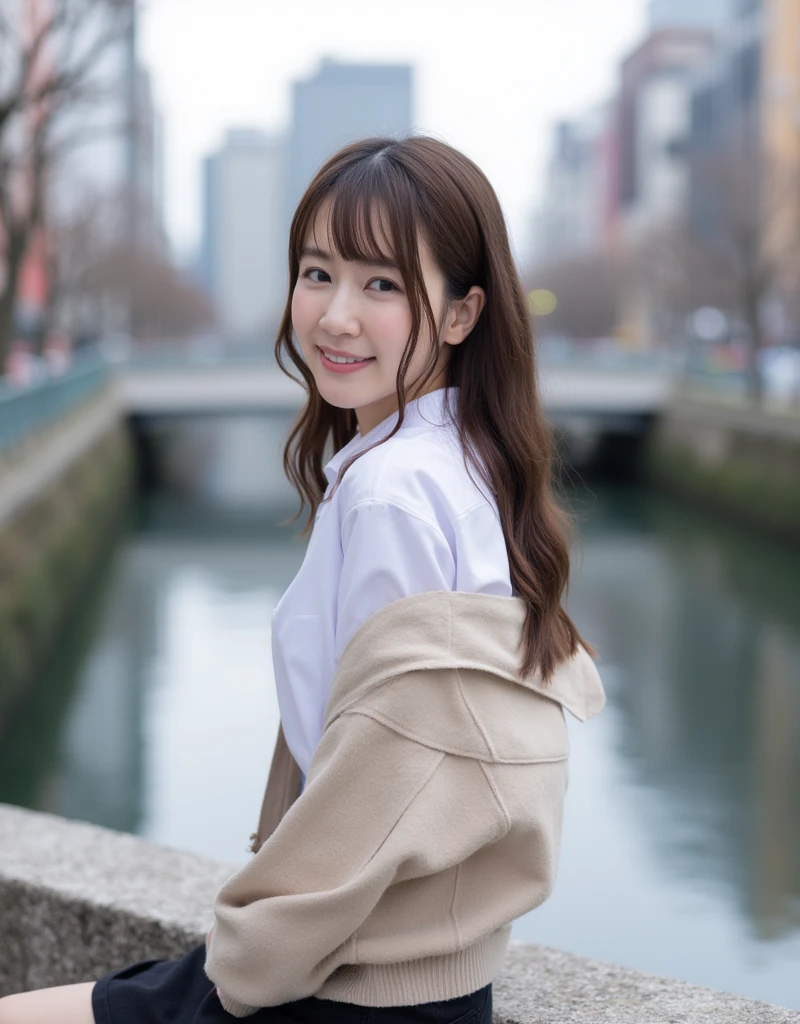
[648,0,731,30]
[200,129,285,339]
[285,58,413,238]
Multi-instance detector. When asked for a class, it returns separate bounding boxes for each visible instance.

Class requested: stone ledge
[667,393,800,441]
[0,803,797,1022]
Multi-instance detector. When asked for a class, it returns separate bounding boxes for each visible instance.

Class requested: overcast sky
[139,0,646,266]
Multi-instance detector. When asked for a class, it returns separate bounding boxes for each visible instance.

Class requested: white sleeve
[335,499,456,663]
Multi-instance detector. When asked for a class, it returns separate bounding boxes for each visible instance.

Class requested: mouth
[317,346,376,373]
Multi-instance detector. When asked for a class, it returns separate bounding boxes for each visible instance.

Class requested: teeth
[323,350,370,364]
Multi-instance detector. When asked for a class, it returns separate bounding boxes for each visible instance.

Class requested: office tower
[285,57,413,240]
[648,0,731,30]
[201,129,285,339]
[531,103,617,266]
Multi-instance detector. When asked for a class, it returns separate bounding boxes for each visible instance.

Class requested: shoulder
[337,428,490,528]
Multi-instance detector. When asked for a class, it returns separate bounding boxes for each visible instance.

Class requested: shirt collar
[324,385,459,485]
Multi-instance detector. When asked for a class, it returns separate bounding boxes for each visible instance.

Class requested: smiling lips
[318,344,370,360]
[318,346,376,374]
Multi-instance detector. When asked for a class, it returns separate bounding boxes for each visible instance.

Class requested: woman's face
[291,200,453,436]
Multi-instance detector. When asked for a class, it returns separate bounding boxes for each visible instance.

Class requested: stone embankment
[0,804,797,1024]
[0,380,134,733]
[647,397,800,543]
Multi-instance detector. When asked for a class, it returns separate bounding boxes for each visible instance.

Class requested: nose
[319,285,360,338]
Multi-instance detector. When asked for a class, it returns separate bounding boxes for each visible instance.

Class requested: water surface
[1,449,798,1009]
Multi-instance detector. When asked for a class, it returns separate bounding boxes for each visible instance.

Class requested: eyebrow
[299,245,399,271]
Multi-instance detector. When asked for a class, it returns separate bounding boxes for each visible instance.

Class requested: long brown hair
[274,134,596,682]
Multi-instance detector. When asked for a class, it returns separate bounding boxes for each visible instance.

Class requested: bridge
[114,348,677,422]
[0,346,681,466]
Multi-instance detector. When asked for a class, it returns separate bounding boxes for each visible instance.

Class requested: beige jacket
[203,590,605,1017]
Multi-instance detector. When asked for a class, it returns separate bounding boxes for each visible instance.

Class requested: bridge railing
[538,347,683,374]
[0,353,110,455]
[116,342,682,374]
[0,340,689,455]
[100,337,275,368]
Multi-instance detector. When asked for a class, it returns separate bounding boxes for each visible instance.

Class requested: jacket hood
[324,591,606,762]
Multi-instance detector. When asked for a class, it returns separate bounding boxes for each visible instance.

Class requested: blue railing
[0,352,111,454]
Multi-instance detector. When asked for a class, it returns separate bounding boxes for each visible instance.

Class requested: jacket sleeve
[202,710,509,1016]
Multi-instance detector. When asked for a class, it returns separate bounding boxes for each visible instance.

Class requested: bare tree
[633,135,800,405]
[0,0,135,370]
[526,250,623,340]
[87,240,216,338]
[47,184,216,340]
[628,217,738,342]
[42,183,107,341]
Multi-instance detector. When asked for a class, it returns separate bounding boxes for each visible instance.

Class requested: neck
[356,369,450,436]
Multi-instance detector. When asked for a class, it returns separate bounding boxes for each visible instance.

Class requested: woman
[0,134,605,1024]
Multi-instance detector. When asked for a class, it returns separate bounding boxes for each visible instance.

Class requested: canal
[0,416,798,1010]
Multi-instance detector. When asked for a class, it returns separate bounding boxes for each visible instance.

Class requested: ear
[441,286,486,346]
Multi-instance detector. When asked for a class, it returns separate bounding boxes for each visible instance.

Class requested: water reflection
[0,470,798,1008]
[589,490,800,942]
[517,485,800,1008]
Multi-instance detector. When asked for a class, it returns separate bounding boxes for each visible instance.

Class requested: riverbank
[645,396,800,543]
[0,389,135,735]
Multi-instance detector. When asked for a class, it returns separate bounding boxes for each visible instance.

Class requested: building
[200,129,285,339]
[687,0,800,342]
[616,27,718,245]
[285,58,413,239]
[529,102,617,266]
[687,1,762,234]
[648,0,731,31]
[761,0,800,240]
[130,64,167,257]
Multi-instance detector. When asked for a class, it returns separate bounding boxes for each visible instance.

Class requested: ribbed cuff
[216,988,260,1018]
[317,925,512,1007]
[205,945,260,1018]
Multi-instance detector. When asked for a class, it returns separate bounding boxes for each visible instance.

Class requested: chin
[318,393,356,411]
[313,379,360,410]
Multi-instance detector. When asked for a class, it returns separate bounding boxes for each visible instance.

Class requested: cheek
[368,300,412,344]
[291,288,313,334]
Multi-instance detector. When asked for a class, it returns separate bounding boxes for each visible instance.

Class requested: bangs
[298,156,423,276]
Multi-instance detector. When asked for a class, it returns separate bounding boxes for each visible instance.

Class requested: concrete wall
[646,398,800,542]
[0,387,135,733]
[0,804,796,1021]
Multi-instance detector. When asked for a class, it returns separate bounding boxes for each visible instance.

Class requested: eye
[367,277,399,293]
[302,268,330,283]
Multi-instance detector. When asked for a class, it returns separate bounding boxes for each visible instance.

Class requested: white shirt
[271,385,514,777]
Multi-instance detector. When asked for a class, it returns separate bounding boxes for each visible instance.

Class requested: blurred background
[0,0,798,1013]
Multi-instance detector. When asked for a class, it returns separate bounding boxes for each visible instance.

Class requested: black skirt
[91,942,493,1024]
